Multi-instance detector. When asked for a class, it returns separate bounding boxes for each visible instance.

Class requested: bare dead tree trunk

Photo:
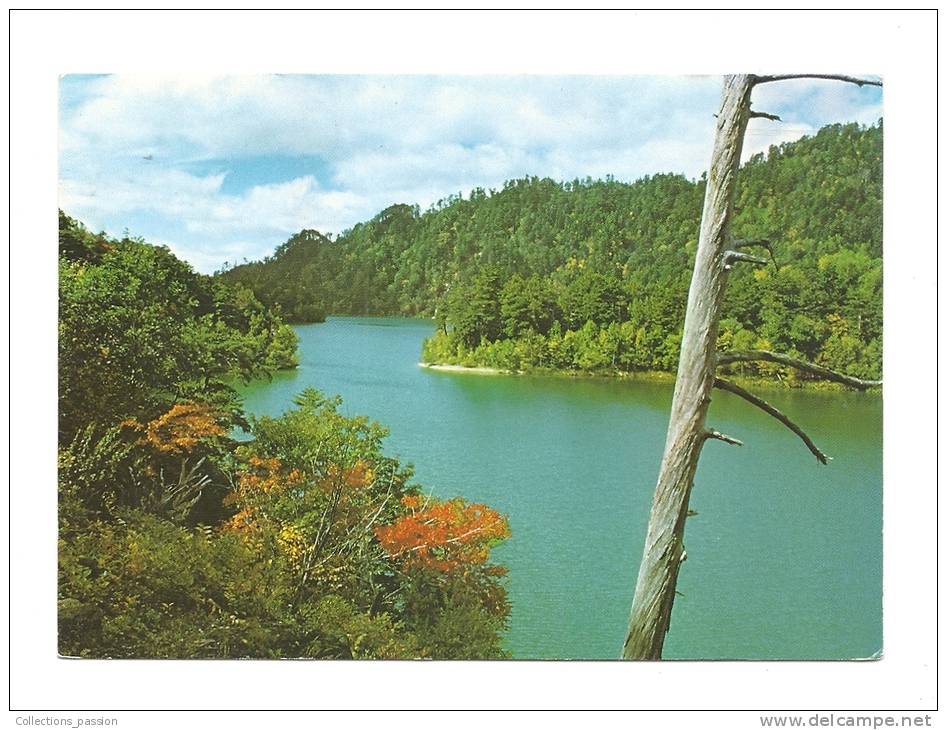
[622,73,881,660]
[622,75,755,660]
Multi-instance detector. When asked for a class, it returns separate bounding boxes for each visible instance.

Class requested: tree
[500,274,559,338]
[446,267,503,347]
[60,389,512,659]
[622,74,882,660]
[559,269,627,330]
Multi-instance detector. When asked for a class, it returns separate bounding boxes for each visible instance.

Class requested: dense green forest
[223,122,882,382]
[58,213,511,658]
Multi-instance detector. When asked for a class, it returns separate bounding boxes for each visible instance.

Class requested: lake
[238,317,882,660]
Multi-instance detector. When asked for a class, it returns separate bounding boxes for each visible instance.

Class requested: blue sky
[59,74,882,273]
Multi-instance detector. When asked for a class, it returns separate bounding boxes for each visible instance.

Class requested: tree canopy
[222,122,882,383]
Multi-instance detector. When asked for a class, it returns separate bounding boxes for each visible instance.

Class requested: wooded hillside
[222,122,882,380]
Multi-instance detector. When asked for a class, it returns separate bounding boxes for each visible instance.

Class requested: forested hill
[221,121,882,380]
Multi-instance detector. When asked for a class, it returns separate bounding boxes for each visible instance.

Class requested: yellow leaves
[126,539,145,575]
[277,525,307,564]
[225,457,315,560]
[826,312,848,335]
[223,439,508,582]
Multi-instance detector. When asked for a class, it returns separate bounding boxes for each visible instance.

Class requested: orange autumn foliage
[375,495,510,572]
[342,460,374,490]
[321,460,375,492]
[223,456,306,531]
[223,456,375,540]
[123,403,225,455]
[232,456,304,497]
[225,507,257,533]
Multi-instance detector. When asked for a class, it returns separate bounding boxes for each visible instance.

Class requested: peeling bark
[622,75,755,660]
[621,73,882,660]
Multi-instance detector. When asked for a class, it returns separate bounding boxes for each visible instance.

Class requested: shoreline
[419,362,515,376]
[420,362,677,384]
[419,361,880,393]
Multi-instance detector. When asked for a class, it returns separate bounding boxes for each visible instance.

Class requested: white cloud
[59,74,882,272]
[739,76,882,161]
[60,168,371,260]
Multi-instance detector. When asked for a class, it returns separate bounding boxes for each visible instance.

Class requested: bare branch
[753,74,881,88]
[713,378,830,464]
[716,349,881,390]
[724,250,768,268]
[732,238,771,249]
[704,429,744,447]
[749,110,781,121]
[732,238,778,269]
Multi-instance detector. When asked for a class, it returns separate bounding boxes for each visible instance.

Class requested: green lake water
[238,316,882,660]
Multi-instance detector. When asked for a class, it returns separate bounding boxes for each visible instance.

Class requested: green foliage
[214,229,333,323]
[59,512,282,658]
[58,210,113,263]
[559,270,628,330]
[500,274,560,338]
[59,213,510,659]
[222,122,882,384]
[59,391,510,659]
[444,266,503,347]
[58,212,298,444]
[263,324,301,371]
[59,403,238,531]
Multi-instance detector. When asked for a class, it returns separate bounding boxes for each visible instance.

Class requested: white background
[4,7,939,724]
